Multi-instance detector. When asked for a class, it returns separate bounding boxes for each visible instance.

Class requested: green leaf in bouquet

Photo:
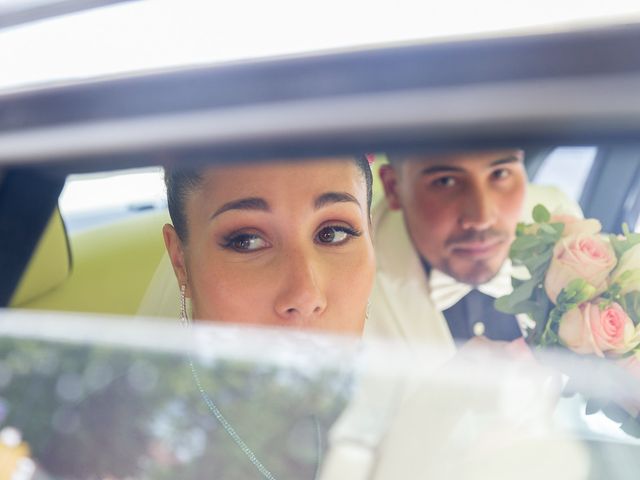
[532,204,551,223]
[560,373,582,398]
[494,277,540,314]
[622,291,640,326]
[585,397,607,415]
[610,226,640,260]
[537,222,564,238]
[526,301,552,335]
[610,234,628,260]
[521,248,554,274]
[494,294,524,315]
[561,278,587,297]
[525,288,555,345]
[613,270,640,297]
[494,297,538,315]
[528,303,550,326]
[556,279,597,308]
[534,286,553,308]
[621,415,640,438]
[549,222,565,236]
[621,349,639,359]
[493,295,511,313]
[540,326,560,346]
[509,232,560,276]
[510,235,543,255]
[603,280,623,300]
[539,306,565,346]
[495,285,551,321]
[527,323,545,345]
[616,269,635,285]
[602,402,631,423]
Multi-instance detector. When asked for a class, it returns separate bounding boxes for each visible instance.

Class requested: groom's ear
[162,224,190,295]
[379,164,402,210]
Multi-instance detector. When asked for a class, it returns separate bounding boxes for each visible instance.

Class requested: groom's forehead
[401,149,524,171]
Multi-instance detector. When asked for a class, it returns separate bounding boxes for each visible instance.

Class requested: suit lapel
[367,199,456,355]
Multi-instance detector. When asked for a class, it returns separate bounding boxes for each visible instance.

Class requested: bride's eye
[316,226,361,245]
[221,233,269,252]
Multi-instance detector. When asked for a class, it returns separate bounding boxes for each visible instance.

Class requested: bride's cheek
[332,252,371,293]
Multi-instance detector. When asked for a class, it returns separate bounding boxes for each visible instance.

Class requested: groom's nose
[459,181,497,231]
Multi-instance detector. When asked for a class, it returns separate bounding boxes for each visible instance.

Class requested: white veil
[137,251,181,319]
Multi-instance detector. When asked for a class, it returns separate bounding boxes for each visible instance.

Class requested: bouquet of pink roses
[495,204,640,437]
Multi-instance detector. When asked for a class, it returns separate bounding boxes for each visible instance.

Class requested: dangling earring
[180,284,190,326]
[365,300,371,323]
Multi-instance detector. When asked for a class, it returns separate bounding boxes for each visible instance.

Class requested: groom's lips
[450,238,505,258]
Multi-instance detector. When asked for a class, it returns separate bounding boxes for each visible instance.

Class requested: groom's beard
[439,228,512,286]
[446,228,510,247]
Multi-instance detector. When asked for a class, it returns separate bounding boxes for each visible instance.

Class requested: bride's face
[163,159,375,334]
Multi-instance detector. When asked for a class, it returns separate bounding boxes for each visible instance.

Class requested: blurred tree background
[0,338,351,479]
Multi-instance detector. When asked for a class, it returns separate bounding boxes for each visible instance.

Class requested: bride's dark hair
[165,156,373,242]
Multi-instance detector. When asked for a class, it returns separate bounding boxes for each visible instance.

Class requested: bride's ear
[162,223,189,294]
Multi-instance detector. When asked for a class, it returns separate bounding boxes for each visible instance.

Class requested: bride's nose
[274,248,327,323]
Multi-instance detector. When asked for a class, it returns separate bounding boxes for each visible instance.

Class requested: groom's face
[379,149,527,285]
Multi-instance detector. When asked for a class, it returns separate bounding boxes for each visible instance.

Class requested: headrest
[10,209,71,306]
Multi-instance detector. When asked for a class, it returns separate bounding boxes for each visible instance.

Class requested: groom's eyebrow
[420,164,464,175]
[489,154,521,166]
[210,197,270,220]
[314,192,361,210]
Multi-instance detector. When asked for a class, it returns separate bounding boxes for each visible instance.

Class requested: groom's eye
[432,176,456,188]
[491,168,511,181]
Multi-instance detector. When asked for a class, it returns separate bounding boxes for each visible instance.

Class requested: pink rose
[544,234,616,304]
[559,302,637,357]
[550,214,602,237]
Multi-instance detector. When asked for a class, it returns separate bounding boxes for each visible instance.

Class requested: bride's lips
[450,238,505,258]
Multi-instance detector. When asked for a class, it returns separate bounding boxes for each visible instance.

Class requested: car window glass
[1,311,638,480]
[4,148,640,479]
[59,167,166,234]
[3,9,640,475]
[529,146,597,203]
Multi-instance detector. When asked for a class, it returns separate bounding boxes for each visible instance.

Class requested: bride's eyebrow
[314,192,361,210]
[209,197,270,220]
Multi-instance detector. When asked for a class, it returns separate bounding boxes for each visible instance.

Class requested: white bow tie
[428,261,516,312]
